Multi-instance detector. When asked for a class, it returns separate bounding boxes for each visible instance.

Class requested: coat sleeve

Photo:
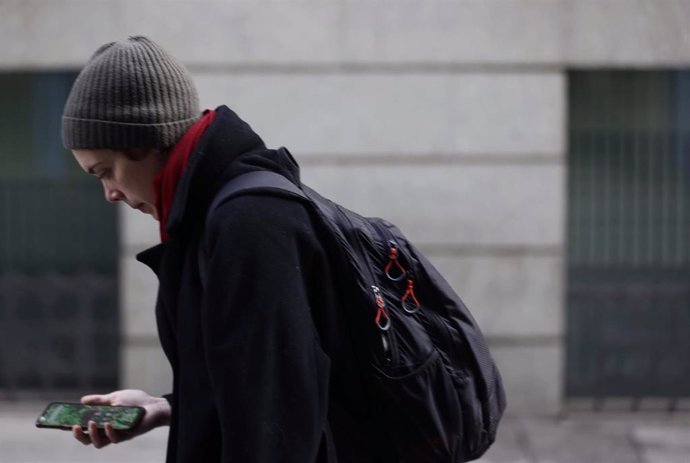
[200,194,331,463]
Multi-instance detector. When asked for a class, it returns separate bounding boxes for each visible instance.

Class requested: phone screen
[36,403,144,431]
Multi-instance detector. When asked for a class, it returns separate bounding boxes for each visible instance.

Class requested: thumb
[81,393,114,405]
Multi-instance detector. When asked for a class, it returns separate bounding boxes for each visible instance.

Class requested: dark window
[566,70,690,408]
[0,72,119,396]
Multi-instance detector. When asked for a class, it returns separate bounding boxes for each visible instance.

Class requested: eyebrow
[87,161,104,175]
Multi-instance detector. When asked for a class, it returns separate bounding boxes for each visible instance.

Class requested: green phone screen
[37,403,144,431]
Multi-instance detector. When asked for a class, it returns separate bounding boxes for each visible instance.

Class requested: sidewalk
[480,413,690,463]
[2,402,690,462]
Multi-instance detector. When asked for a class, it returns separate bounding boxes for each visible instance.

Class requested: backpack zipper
[370,221,421,315]
[334,207,394,364]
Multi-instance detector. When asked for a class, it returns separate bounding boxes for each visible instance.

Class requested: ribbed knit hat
[62,36,200,150]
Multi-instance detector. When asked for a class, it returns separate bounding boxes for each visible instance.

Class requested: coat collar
[164,105,268,239]
[136,242,167,275]
[137,105,302,262]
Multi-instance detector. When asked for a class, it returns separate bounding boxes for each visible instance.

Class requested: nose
[104,185,124,203]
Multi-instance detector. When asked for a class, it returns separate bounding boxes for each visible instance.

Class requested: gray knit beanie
[62,36,200,150]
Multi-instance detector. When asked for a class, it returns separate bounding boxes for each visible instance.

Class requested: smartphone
[35,402,145,431]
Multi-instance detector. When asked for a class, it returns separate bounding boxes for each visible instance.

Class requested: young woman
[64,36,376,462]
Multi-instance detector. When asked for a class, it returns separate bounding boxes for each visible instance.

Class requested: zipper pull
[384,241,407,281]
[372,286,391,331]
[401,279,421,314]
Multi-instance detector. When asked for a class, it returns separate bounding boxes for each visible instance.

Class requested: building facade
[2,0,690,414]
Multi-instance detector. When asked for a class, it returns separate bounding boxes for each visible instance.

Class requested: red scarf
[154,110,216,241]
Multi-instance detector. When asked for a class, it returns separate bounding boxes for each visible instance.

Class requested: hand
[71,389,171,449]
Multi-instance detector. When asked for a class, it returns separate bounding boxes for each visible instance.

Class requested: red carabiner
[384,245,406,281]
[372,286,391,331]
[401,279,421,314]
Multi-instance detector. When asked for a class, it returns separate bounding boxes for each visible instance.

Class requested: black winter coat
[137,106,382,462]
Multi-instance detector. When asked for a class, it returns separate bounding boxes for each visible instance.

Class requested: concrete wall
[3,1,690,69]
[4,0,690,414]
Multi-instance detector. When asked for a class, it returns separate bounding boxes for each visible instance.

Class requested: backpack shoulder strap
[199,171,308,287]
[201,173,339,462]
[207,170,307,225]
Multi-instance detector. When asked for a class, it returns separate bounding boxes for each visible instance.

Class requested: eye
[96,170,110,181]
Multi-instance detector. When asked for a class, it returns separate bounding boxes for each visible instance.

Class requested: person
[62,36,380,462]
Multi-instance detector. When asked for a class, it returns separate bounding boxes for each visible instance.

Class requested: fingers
[81,393,113,405]
[104,423,121,444]
[87,421,111,449]
[72,425,91,446]
[72,422,124,448]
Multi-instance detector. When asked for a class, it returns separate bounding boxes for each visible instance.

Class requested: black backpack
[204,153,506,462]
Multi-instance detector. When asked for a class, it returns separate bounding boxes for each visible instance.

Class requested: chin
[148,206,160,221]
[134,203,159,221]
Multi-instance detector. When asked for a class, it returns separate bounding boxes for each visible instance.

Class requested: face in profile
[72,148,166,220]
